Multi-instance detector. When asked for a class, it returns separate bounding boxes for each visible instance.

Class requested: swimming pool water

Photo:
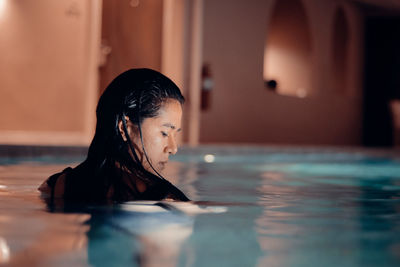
[0,146,399,267]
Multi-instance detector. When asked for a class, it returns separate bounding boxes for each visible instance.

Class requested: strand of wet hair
[121,115,142,166]
[121,93,167,182]
[121,116,158,186]
[136,90,168,181]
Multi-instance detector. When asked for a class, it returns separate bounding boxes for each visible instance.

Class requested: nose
[167,135,178,155]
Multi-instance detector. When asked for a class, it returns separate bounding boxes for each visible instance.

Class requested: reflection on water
[44,160,199,267]
[86,203,194,267]
[41,200,196,267]
[255,159,400,267]
[181,160,263,267]
[0,162,198,267]
[256,171,363,266]
[0,163,88,266]
[358,177,400,266]
[1,148,400,266]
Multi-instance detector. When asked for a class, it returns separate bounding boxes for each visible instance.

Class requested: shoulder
[162,180,190,201]
[38,168,72,198]
[137,176,189,201]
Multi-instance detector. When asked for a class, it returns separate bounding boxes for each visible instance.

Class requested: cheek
[143,132,165,157]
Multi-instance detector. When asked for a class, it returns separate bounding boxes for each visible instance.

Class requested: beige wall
[0,0,101,145]
[0,0,187,146]
[1,0,396,146]
[200,0,364,145]
[99,0,163,93]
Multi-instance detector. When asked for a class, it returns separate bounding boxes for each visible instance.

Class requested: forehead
[157,99,182,117]
[141,99,182,129]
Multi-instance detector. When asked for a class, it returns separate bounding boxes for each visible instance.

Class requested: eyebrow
[162,123,181,132]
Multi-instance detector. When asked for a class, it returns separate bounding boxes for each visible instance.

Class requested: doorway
[363,16,400,147]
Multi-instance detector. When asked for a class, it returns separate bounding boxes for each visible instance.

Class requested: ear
[118,117,128,142]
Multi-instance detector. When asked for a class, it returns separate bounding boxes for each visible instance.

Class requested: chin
[158,165,166,173]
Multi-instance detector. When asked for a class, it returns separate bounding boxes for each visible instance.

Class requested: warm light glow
[0,237,10,263]
[0,0,6,18]
[204,154,215,163]
[0,185,6,189]
[296,88,307,98]
[130,0,140,7]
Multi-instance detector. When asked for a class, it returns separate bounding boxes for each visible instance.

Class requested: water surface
[0,146,400,266]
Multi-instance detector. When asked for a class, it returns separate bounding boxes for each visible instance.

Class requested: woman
[39,68,189,203]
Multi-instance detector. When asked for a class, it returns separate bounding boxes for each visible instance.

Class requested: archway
[263,0,312,98]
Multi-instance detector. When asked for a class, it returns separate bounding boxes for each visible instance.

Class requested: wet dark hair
[64,68,187,202]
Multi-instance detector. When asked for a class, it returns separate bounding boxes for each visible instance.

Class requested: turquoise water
[0,146,400,266]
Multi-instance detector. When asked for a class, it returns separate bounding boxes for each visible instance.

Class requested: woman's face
[127,99,183,175]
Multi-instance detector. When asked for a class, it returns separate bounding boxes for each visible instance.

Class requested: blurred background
[0,0,399,147]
